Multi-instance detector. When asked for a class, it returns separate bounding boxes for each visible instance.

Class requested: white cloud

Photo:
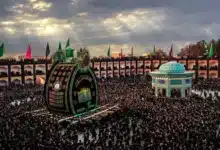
[8,0,52,14]
[31,1,52,11]
[1,21,16,25]
[102,9,166,34]
[77,12,88,17]
[4,27,16,34]
[2,0,220,56]
[28,0,38,3]
[0,15,73,37]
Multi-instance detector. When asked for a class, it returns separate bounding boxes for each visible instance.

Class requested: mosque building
[150,61,194,98]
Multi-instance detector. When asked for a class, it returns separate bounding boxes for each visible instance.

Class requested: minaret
[55,42,65,62]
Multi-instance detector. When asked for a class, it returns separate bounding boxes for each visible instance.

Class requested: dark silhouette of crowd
[1,75,220,149]
[193,78,220,91]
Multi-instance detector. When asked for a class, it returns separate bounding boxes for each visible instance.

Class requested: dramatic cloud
[0,0,220,56]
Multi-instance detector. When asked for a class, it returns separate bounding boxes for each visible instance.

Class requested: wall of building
[0,58,219,86]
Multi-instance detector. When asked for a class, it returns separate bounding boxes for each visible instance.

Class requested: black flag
[45,42,50,80]
[46,42,50,57]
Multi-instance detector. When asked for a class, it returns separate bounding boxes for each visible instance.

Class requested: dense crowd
[1,76,220,149]
[0,84,44,118]
[193,78,220,91]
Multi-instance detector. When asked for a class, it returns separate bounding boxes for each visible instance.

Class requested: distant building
[18,55,51,60]
[111,52,120,58]
[111,52,125,58]
[150,61,194,97]
[142,52,152,57]
[0,57,219,87]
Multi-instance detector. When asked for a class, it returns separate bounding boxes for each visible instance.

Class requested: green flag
[65,39,70,48]
[0,43,6,57]
[107,46,111,56]
[208,43,214,58]
[153,45,156,55]
[58,42,62,51]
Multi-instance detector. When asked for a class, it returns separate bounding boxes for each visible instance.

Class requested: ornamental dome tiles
[159,61,185,74]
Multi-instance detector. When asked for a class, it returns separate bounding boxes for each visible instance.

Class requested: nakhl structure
[150,61,194,98]
[44,48,99,115]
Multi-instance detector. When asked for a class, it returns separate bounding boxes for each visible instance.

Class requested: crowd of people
[0,75,220,149]
[193,78,220,91]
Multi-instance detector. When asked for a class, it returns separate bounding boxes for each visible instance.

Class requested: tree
[178,39,218,58]
[154,49,168,58]
[215,39,220,57]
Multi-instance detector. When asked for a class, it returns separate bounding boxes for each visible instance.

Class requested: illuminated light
[54,83,60,90]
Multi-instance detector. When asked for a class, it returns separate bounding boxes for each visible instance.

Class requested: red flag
[169,44,173,57]
[25,44,32,59]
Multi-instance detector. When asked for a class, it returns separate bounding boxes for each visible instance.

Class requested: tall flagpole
[45,42,49,80]
[45,56,48,80]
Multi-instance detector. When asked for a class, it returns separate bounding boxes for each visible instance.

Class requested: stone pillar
[166,79,171,97]
[33,62,36,86]
[8,64,11,86]
[166,88,171,97]
[181,88,185,97]
[189,88,192,96]
[155,87,158,97]
[21,62,25,85]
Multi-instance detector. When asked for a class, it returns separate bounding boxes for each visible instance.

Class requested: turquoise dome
[159,61,185,74]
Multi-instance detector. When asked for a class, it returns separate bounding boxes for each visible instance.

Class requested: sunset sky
[0,0,219,56]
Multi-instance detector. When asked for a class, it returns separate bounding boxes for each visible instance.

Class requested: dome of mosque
[159,61,185,74]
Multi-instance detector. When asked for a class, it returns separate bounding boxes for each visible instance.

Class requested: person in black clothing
[1,76,220,149]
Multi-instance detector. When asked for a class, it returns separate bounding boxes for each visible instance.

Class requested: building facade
[150,61,194,97]
[0,58,219,86]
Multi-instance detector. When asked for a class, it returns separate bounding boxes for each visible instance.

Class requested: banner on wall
[114,70,119,76]
[101,62,106,69]
[114,62,119,69]
[107,70,113,77]
[153,60,159,68]
[126,61,130,68]
[120,61,125,70]
[137,61,143,68]
[101,71,106,78]
[108,62,113,69]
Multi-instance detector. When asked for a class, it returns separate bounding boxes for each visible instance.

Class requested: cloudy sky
[0,0,219,56]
